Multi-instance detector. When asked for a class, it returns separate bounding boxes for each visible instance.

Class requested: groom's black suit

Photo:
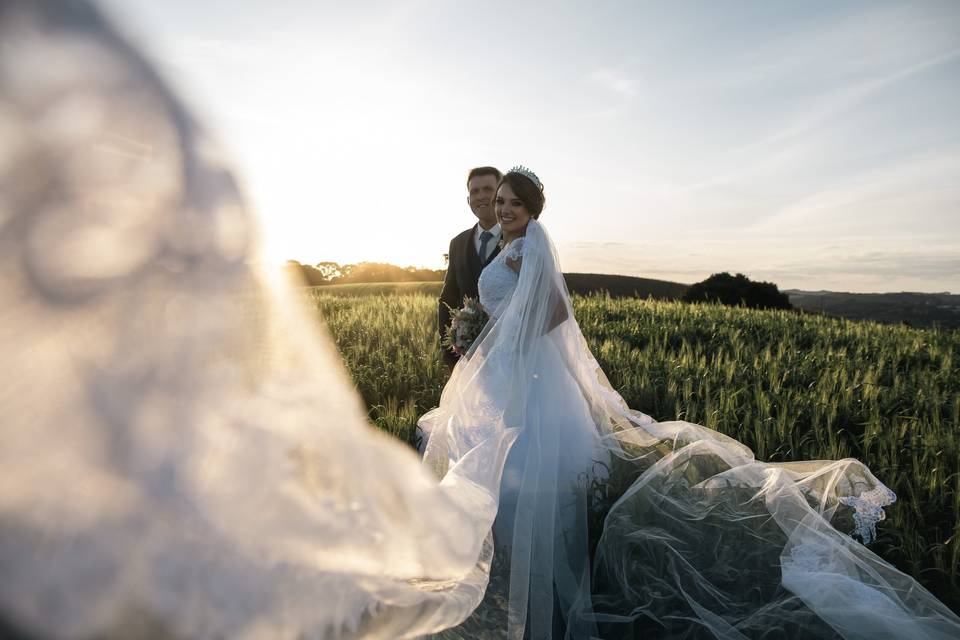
[439,224,500,369]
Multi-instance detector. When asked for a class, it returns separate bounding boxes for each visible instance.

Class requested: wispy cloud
[746,151,960,234]
[743,47,960,152]
[589,68,637,97]
[667,48,960,198]
[772,250,960,279]
[661,3,960,200]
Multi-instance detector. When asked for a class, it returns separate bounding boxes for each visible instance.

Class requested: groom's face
[467,174,499,228]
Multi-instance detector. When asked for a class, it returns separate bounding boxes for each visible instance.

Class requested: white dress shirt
[474,223,502,263]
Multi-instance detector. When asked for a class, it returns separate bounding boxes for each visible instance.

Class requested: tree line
[285,261,446,287]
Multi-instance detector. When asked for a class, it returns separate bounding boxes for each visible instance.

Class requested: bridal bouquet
[443,297,490,357]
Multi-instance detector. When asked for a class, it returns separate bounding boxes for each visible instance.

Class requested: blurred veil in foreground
[0,1,497,637]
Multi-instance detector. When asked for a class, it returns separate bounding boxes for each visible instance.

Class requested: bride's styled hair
[498,171,546,218]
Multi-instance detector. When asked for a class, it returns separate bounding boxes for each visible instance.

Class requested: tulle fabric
[0,2,500,638]
[418,219,960,639]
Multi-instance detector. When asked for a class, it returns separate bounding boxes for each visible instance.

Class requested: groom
[438,166,503,369]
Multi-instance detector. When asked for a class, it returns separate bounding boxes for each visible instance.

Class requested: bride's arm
[507,256,569,333]
[546,285,570,332]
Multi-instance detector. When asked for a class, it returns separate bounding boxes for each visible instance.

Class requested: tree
[331,262,445,284]
[283,260,448,286]
[683,272,792,310]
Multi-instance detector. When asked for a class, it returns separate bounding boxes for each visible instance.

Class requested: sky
[100,0,960,293]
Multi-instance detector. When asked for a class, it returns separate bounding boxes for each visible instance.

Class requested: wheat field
[309,290,960,612]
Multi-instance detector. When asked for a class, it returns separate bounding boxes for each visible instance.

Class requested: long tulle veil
[2,2,959,639]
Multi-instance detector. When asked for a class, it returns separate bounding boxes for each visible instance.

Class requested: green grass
[308,290,960,613]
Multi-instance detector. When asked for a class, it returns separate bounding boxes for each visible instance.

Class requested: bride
[2,2,958,639]
[418,167,960,639]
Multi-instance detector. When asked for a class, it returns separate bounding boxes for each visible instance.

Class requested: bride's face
[495,183,532,237]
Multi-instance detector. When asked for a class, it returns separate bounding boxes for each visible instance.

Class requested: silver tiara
[508,165,543,190]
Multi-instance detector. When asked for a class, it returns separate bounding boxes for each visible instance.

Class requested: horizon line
[276,259,956,297]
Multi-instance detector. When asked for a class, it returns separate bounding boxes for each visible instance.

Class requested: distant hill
[786,290,960,330]
[562,273,688,300]
[304,267,958,331]
[311,274,689,301]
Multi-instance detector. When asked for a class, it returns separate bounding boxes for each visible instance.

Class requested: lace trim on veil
[504,237,525,261]
[839,486,897,544]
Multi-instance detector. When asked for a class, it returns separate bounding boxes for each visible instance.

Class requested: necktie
[479,230,493,263]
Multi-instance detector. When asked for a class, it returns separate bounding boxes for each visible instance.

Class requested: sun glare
[101,0,960,293]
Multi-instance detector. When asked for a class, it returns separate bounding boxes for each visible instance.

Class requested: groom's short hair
[466,166,502,187]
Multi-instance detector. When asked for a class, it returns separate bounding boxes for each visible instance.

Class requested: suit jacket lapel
[465,225,481,279]
[483,242,501,268]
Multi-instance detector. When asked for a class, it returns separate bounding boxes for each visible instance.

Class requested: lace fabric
[839,485,897,544]
[478,237,525,316]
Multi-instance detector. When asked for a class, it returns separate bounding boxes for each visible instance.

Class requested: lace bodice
[479,238,525,314]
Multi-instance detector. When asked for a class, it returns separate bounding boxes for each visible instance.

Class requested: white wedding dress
[424,236,605,637]
[2,2,959,639]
